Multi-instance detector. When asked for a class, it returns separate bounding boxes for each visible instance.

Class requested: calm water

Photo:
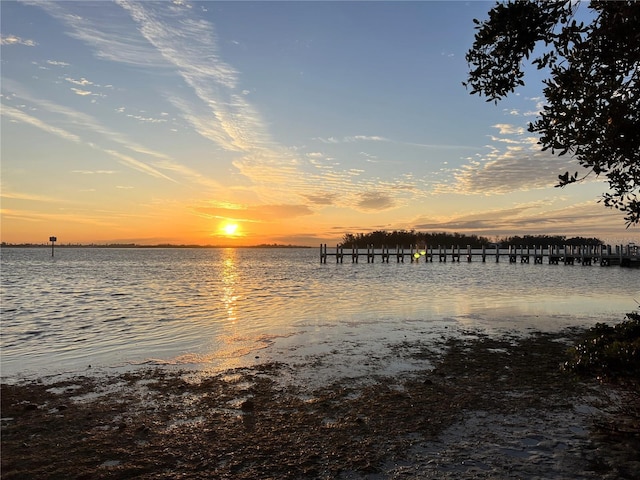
[1,247,638,382]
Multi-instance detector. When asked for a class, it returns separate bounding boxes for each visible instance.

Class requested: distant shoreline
[0,243,313,249]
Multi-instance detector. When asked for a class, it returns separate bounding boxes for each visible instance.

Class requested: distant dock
[320,244,639,267]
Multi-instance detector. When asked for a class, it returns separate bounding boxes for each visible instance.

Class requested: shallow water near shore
[1,247,638,382]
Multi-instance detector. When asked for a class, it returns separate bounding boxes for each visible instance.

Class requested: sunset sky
[2,0,638,246]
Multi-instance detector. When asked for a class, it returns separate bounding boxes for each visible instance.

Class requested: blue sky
[1,0,637,245]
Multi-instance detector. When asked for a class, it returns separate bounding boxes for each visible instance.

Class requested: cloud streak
[2,79,226,189]
[117,0,272,155]
[25,0,168,68]
[412,200,627,238]
[193,203,314,223]
[1,104,82,143]
[1,85,176,182]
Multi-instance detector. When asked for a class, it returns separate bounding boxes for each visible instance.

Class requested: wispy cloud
[0,207,148,228]
[72,170,117,175]
[302,192,338,206]
[26,0,168,68]
[47,60,70,67]
[1,104,82,143]
[356,192,396,212]
[65,77,93,86]
[1,85,177,181]
[0,191,63,202]
[1,80,228,187]
[193,202,314,223]
[412,200,627,238]
[103,149,175,182]
[70,88,92,96]
[116,0,273,155]
[345,135,388,143]
[0,34,37,46]
[315,134,478,151]
[316,135,389,144]
[493,123,525,135]
[443,124,580,195]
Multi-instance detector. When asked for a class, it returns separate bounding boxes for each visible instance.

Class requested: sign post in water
[49,236,57,257]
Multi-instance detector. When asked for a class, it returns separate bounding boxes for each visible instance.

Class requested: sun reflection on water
[221,248,239,323]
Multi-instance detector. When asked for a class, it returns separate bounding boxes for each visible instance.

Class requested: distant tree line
[497,235,603,247]
[340,231,604,248]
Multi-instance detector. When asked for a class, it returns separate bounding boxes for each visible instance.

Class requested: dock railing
[320,244,639,267]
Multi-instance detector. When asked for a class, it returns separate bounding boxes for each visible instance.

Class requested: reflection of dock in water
[320,243,640,267]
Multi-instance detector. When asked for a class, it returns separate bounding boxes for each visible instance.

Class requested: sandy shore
[2,329,639,479]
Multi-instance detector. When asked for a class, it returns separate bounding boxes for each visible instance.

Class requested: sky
[2,0,638,246]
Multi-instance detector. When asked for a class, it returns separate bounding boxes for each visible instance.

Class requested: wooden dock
[320,244,639,267]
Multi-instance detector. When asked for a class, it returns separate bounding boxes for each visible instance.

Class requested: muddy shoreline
[2,329,639,479]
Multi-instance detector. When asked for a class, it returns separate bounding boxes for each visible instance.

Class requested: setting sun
[222,223,239,236]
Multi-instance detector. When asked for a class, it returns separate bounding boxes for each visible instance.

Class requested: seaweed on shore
[563,312,640,468]
[564,312,640,384]
[2,330,639,479]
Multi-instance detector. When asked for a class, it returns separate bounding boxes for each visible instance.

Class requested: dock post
[495,244,500,262]
[619,245,623,265]
[534,245,543,264]
[467,245,472,262]
[564,245,574,265]
[602,244,612,266]
[482,244,486,262]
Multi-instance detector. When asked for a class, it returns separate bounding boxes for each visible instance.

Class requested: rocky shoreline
[2,329,639,479]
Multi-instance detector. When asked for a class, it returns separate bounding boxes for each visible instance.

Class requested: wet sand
[2,329,639,479]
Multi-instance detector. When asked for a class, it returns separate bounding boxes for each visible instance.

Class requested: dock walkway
[320,244,639,267]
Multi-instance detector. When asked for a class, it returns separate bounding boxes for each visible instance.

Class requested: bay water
[1,247,638,383]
